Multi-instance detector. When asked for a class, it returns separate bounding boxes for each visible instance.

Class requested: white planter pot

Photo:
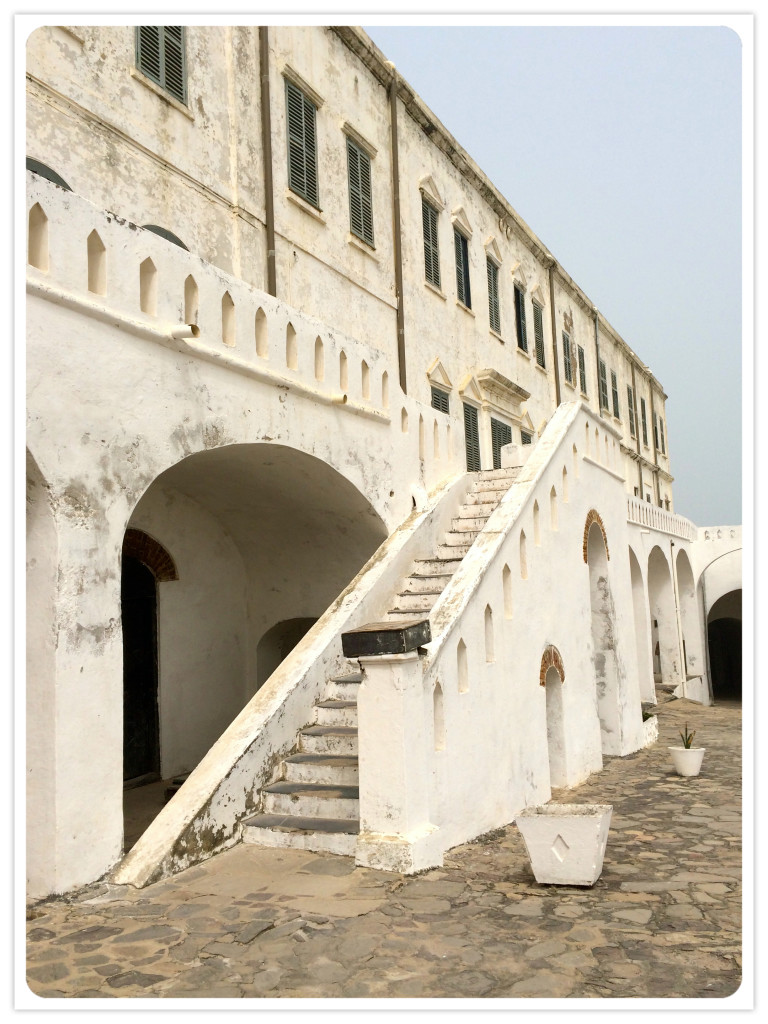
[514,803,613,887]
[668,746,705,777]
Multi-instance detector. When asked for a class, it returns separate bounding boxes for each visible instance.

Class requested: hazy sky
[364,22,745,527]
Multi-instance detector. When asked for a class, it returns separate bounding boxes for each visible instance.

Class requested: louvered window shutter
[454,230,471,308]
[653,413,660,450]
[137,27,187,104]
[578,346,587,394]
[431,387,449,414]
[562,332,573,384]
[533,302,545,367]
[514,285,528,352]
[641,399,648,445]
[286,80,319,208]
[627,385,636,437]
[491,418,512,469]
[611,371,620,418]
[599,360,609,410]
[347,139,374,246]
[487,259,500,334]
[463,403,481,471]
[422,198,440,287]
[659,418,665,454]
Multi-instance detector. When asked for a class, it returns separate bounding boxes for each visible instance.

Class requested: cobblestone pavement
[24,697,744,1003]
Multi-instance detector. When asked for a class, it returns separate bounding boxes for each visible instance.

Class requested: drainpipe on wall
[546,255,561,408]
[259,27,277,297]
[387,63,407,395]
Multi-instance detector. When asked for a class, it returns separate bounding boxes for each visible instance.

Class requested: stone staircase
[241,467,519,853]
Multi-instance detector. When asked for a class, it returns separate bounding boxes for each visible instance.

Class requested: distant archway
[708,590,742,701]
[647,546,680,689]
[256,617,319,690]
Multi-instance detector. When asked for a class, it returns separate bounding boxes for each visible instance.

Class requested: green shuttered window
[487,258,501,334]
[578,346,587,394]
[514,285,528,352]
[454,229,471,308]
[627,385,636,438]
[640,398,648,446]
[431,386,449,414]
[533,302,545,367]
[562,332,573,385]
[422,197,440,288]
[491,418,512,470]
[463,403,481,471]
[286,79,319,208]
[346,138,374,246]
[137,27,186,104]
[611,370,620,419]
[599,360,609,411]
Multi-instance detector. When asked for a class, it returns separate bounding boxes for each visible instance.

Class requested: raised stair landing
[242,467,519,854]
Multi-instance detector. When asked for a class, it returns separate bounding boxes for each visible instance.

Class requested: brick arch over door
[123,528,179,581]
[582,509,609,562]
[539,644,565,686]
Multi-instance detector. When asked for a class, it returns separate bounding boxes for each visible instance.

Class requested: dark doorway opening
[708,618,742,701]
[256,617,319,690]
[122,555,160,785]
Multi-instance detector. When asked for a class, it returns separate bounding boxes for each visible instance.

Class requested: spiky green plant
[679,723,696,749]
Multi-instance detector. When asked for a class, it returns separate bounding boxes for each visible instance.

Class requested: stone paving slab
[24,698,745,1002]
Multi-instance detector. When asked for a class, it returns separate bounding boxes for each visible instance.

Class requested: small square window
[431,386,450,414]
[136,27,186,104]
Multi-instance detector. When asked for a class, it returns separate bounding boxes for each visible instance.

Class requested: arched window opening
[339,350,348,391]
[361,360,370,400]
[286,322,298,369]
[520,531,528,579]
[28,203,48,271]
[433,682,445,751]
[184,275,199,326]
[255,307,268,358]
[221,291,235,346]
[457,638,468,693]
[140,258,157,315]
[87,230,106,295]
[484,604,495,663]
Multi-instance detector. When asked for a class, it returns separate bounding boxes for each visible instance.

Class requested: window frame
[532,300,546,368]
[627,384,637,438]
[514,284,528,353]
[562,331,573,385]
[346,136,374,247]
[640,397,649,446]
[454,228,472,309]
[598,359,609,411]
[136,26,187,105]
[611,370,620,419]
[285,78,320,209]
[490,417,512,469]
[422,195,441,289]
[577,345,588,395]
[487,257,501,334]
[431,386,450,414]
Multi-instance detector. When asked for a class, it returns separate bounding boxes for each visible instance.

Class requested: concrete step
[299,725,358,756]
[476,467,519,481]
[451,515,491,532]
[382,610,431,624]
[442,529,479,546]
[283,752,359,786]
[401,573,453,595]
[263,781,359,820]
[464,490,505,507]
[456,502,497,517]
[325,673,362,701]
[241,813,358,856]
[471,478,515,494]
[314,700,358,728]
[413,557,463,573]
[390,592,437,613]
[436,541,471,559]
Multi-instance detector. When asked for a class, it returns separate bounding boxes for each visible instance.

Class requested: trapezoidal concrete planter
[515,803,613,887]
[668,746,705,777]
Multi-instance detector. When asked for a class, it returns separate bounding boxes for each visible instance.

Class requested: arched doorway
[541,646,566,788]
[122,555,160,784]
[647,546,681,691]
[629,546,654,702]
[708,590,742,701]
[256,617,319,690]
[676,548,705,683]
[585,514,621,755]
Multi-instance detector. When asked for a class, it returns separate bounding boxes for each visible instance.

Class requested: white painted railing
[626,497,696,541]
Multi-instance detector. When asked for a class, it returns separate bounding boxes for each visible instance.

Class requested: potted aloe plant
[668,723,705,777]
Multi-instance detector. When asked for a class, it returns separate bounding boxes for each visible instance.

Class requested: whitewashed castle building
[25,25,742,898]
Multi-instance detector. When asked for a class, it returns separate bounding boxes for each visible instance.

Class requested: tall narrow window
[627,385,636,438]
[463,403,481,472]
[136,27,186,104]
[659,417,666,454]
[653,412,660,450]
[611,370,620,419]
[454,229,471,308]
[422,196,440,288]
[640,397,649,446]
[28,203,49,271]
[514,284,528,352]
[487,258,500,334]
[578,345,587,395]
[598,360,609,411]
[562,332,573,385]
[285,79,319,208]
[491,417,512,470]
[346,137,373,246]
[532,301,545,367]
[87,230,106,295]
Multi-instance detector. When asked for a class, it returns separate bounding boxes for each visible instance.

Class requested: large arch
[676,548,706,685]
[707,590,742,701]
[587,519,621,755]
[123,442,388,801]
[629,545,654,702]
[647,545,681,691]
